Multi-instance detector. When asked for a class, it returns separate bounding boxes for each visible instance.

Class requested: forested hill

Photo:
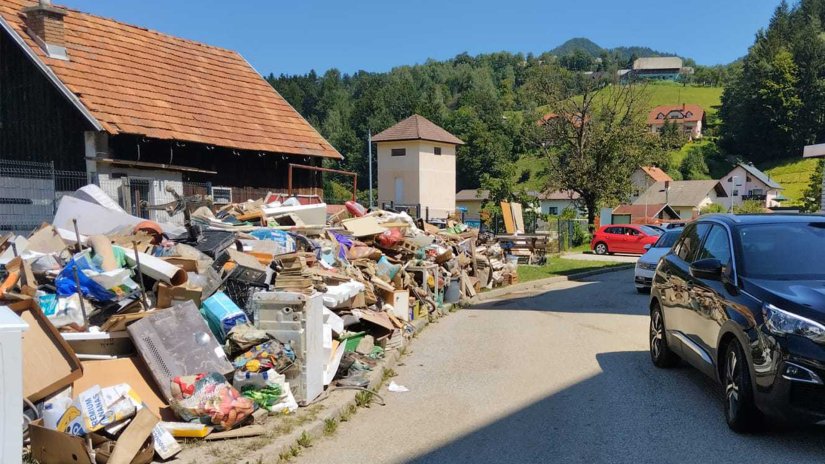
[549,38,673,63]
[267,40,709,193]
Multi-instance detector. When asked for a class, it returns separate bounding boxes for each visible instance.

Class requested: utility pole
[368,129,374,208]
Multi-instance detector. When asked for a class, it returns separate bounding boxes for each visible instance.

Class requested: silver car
[634,228,683,293]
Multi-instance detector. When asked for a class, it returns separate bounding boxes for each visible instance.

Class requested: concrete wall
[377,140,420,208]
[377,140,456,218]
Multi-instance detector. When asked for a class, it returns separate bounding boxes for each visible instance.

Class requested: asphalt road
[297,270,825,464]
[562,252,640,263]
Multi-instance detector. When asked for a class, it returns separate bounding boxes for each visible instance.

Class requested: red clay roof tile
[0,0,341,159]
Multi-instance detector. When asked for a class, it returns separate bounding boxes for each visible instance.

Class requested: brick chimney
[23,0,69,60]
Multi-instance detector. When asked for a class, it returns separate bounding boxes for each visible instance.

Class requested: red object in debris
[345,201,368,217]
[134,220,164,244]
[377,228,403,248]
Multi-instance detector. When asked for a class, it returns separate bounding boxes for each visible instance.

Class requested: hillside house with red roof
[648,104,705,139]
[0,0,340,223]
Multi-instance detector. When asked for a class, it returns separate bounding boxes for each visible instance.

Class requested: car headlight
[636,262,657,271]
[763,303,825,344]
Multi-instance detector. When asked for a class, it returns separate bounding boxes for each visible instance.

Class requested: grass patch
[762,157,819,206]
[355,391,374,408]
[517,257,627,283]
[339,404,357,422]
[644,82,724,116]
[323,418,338,435]
[297,431,312,448]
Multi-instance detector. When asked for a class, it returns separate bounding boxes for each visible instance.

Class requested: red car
[590,224,662,255]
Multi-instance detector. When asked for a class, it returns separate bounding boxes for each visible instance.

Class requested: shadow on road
[407,350,825,464]
[477,272,649,316]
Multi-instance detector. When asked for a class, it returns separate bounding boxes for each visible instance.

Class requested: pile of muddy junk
[0,185,517,463]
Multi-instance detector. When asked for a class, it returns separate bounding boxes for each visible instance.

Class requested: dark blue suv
[649,214,825,432]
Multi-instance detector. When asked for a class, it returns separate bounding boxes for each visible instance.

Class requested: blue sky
[67,0,779,76]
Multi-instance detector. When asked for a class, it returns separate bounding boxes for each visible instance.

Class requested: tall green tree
[802,158,825,212]
[538,77,656,226]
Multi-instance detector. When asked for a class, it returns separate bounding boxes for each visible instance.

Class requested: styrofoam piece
[75,184,128,213]
[261,203,327,226]
[321,281,365,309]
[54,195,185,236]
[119,246,188,286]
[322,308,344,335]
[0,236,28,266]
[324,338,345,386]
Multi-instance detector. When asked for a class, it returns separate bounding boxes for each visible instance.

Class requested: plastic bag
[375,256,400,281]
[376,228,404,249]
[56,253,116,301]
[201,292,250,343]
[170,373,256,431]
[249,229,296,254]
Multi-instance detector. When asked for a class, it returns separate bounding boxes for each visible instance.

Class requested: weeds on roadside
[355,390,374,407]
[297,431,312,448]
[324,418,338,435]
[340,404,357,421]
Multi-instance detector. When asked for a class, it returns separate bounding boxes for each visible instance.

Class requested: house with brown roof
[647,104,705,139]
[631,166,673,201]
[455,189,490,223]
[373,114,464,219]
[719,162,785,209]
[0,0,339,219]
[633,179,728,220]
[611,203,680,225]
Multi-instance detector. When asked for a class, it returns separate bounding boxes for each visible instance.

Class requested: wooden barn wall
[108,134,325,194]
[0,28,92,170]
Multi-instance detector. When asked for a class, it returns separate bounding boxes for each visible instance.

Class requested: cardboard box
[10,300,82,402]
[156,283,202,309]
[379,289,410,321]
[73,357,173,421]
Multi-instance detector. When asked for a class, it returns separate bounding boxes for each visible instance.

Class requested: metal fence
[0,160,88,234]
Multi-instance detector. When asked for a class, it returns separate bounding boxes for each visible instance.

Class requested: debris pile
[0,185,517,462]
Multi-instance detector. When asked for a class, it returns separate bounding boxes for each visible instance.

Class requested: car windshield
[737,222,825,280]
[639,226,663,236]
[653,230,682,248]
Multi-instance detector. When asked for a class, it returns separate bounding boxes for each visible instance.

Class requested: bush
[572,222,590,247]
[733,200,766,214]
[700,203,727,215]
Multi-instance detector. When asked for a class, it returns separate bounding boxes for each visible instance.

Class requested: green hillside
[762,157,819,206]
[644,82,723,115]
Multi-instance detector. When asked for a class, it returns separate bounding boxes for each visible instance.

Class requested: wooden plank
[500,201,515,234]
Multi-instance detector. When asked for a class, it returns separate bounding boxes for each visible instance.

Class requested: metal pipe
[368,130,373,207]
[72,218,82,253]
[132,241,150,309]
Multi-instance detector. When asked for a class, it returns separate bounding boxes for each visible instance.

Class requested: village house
[609,203,680,225]
[533,190,582,216]
[630,57,693,81]
[631,166,673,201]
[374,114,464,220]
[718,163,784,209]
[0,0,340,225]
[647,104,705,139]
[633,179,728,220]
[455,189,489,223]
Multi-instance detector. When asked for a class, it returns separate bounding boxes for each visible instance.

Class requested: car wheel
[594,242,608,255]
[650,303,678,368]
[723,341,761,433]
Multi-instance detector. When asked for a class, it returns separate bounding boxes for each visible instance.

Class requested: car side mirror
[690,258,723,280]
[643,244,652,251]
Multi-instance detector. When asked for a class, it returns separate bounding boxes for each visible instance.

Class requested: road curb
[470,264,634,304]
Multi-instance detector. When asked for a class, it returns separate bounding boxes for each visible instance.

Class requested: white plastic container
[0,306,29,464]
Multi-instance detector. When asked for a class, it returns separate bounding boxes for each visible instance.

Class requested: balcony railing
[741,194,767,202]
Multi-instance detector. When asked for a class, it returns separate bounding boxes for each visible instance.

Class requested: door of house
[126,179,151,219]
[394,177,404,204]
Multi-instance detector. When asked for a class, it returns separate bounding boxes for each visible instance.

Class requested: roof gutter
[0,14,104,132]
